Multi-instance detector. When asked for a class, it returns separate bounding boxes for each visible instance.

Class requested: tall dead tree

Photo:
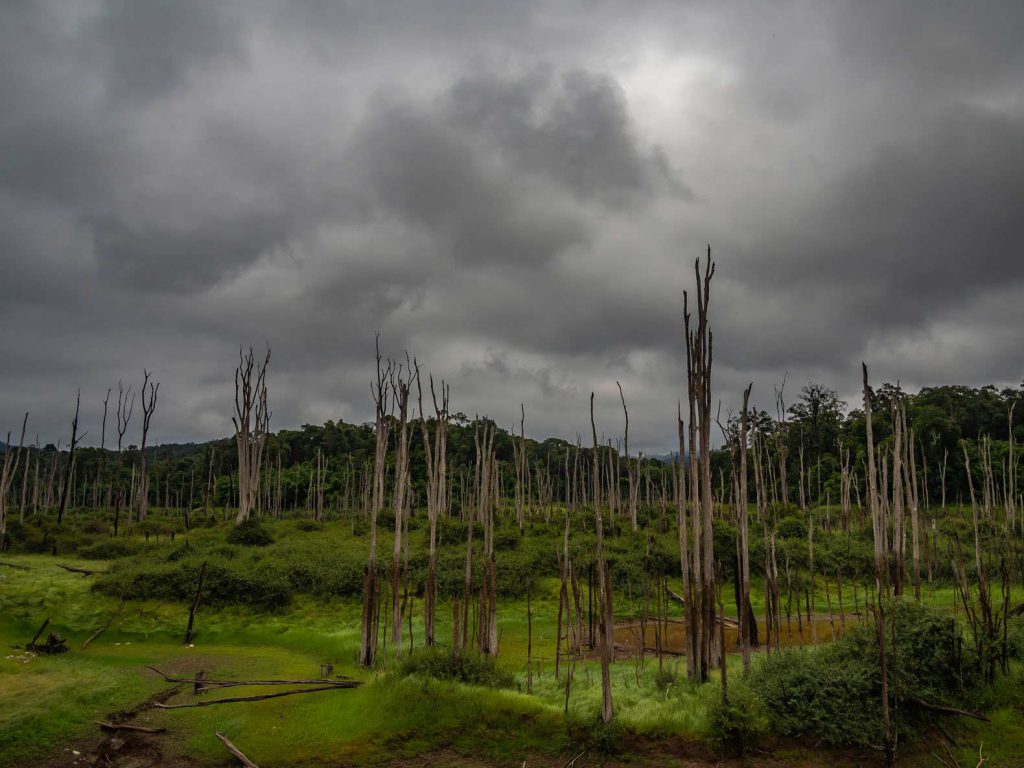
[136,372,159,522]
[418,369,449,647]
[0,412,28,547]
[774,379,789,506]
[683,247,716,683]
[863,364,895,767]
[591,393,614,723]
[618,382,639,532]
[95,389,110,511]
[677,402,696,679]
[360,337,392,668]
[58,392,84,525]
[738,383,753,672]
[233,347,270,524]
[391,357,414,656]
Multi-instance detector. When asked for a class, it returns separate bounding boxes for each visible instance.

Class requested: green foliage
[77,539,140,560]
[225,518,274,546]
[567,712,625,758]
[706,684,768,756]
[751,599,981,746]
[398,650,514,689]
[96,558,292,611]
[777,515,807,540]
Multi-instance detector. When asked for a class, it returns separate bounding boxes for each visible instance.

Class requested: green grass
[3,510,1024,767]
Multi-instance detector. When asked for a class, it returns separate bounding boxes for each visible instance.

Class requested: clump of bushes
[750,599,980,746]
[96,558,292,611]
[567,713,625,758]
[78,539,140,560]
[398,650,514,689]
[706,684,768,756]
[225,519,273,546]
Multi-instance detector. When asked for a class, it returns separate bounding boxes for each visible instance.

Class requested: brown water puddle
[613,613,864,658]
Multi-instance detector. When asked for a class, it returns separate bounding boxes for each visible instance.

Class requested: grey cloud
[2,0,1023,450]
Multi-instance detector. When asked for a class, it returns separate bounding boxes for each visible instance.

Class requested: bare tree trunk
[591,393,614,723]
[618,383,639,532]
[390,358,414,657]
[360,337,392,669]
[0,413,28,547]
[233,348,270,524]
[58,392,83,525]
[136,372,159,522]
[863,364,895,767]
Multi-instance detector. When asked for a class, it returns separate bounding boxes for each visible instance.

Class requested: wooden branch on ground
[0,561,30,570]
[216,731,261,768]
[97,721,165,734]
[906,698,990,722]
[83,613,118,649]
[56,563,95,576]
[28,617,50,646]
[153,684,355,709]
[145,665,358,688]
[184,561,207,644]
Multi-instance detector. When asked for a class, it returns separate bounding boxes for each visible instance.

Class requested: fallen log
[906,698,990,722]
[83,613,119,649]
[28,633,69,655]
[183,561,207,645]
[154,684,355,709]
[0,561,30,570]
[216,731,261,768]
[28,617,50,646]
[56,563,95,576]
[145,665,357,689]
[97,721,166,734]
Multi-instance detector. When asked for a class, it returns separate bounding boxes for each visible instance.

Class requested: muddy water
[613,614,862,658]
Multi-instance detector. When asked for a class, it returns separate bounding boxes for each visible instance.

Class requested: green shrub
[706,684,768,756]
[398,650,514,689]
[78,539,139,560]
[567,713,624,758]
[225,519,273,546]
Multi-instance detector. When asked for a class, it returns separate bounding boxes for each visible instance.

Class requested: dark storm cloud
[91,0,246,105]
[1,0,1022,452]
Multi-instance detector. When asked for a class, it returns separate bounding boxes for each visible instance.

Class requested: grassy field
[2,514,1024,767]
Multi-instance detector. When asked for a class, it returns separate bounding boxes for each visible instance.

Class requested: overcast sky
[2,1,1023,453]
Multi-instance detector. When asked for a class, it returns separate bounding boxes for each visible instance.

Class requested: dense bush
[398,649,514,688]
[751,599,978,746]
[96,558,292,611]
[706,684,768,756]
[225,519,274,546]
[78,539,140,560]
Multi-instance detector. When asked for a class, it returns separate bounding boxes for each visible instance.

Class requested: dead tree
[0,413,28,547]
[683,247,717,683]
[58,392,84,525]
[390,356,414,656]
[95,389,110,511]
[591,393,614,723]
[618,382,640,532]
[114,382,134,534]
[418,369,449,647]
[360,336,391,668]
[233,347,270,524]
[863,364,895,767]
[135,372,159,522]
[677,402,696,679]
[738,383,753,672]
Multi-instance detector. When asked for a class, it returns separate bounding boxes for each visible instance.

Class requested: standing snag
[233,347,271,525]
